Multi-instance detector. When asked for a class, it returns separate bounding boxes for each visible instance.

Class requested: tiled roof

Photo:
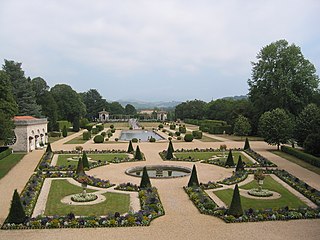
[13,116,37,120]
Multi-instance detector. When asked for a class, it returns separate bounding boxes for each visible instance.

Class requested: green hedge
[185,119,232,134]
[281,146,320,168]
[92,128,99,134]
[96,124,104,132]
[93,135,104,143]
[192,130,203,139]
[179,126,186,133]
[83,131,91,140]
[57,121,72,131]
[0,148,12,160]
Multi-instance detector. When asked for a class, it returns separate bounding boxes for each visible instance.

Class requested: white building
[12,116,48,152]
[98,109,109,122]
[156,111,168,121]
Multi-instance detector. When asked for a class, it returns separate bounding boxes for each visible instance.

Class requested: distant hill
[221,95,248,101]
[116,100,182,110]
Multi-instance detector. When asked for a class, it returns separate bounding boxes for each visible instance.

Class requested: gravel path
[1,131,320,240]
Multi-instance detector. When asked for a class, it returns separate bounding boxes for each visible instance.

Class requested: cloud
[0,0,319,101]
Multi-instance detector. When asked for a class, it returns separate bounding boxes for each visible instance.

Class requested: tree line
[175,40,320,154]
[0,60,137,144]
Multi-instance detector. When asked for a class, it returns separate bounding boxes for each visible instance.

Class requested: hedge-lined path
[0,149,45,223]
[1,138,320,239]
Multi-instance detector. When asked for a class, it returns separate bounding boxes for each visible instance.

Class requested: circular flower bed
[71,193,98,202]
[248,188,274,197]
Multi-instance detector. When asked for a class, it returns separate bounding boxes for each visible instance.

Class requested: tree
[140,166,151,188]
[294,104,320,146]
[166,140,174,160]
[50,84,86,123]
[37,91,59,131]
[233,115,251,138]
[76,157,85,175]
[46,143,52,153]
[225,149,234,167]
[125,104,137,115]
[72,115,80,132]
[62,125,68,137]
[227,184,243,217]
[244,137,250,150]
[235,155,244,172]
[187,165,199,187]
[109,102,125,115]
[134,146,143,160]
[82,152,89,169]
[31,77,49,98]
[80,89,109,120]
[259,108,293,150]
[175,99,206,120]
[0,70,18,144]
[303,133,320,156]
[6,189,26,224]
[3,60,41,117]
[248,40,319,118]
[127,140,134,153]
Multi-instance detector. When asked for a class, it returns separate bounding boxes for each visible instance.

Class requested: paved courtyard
[0,130,320,240]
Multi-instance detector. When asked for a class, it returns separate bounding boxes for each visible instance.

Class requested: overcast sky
[1,0,319,102]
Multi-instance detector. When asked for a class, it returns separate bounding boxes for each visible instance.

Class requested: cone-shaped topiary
[134,146,143,160]
[127,140,134,153]
[227,184,243,217]
[187,165,200,187]
[166,140,174,160]
[7,189,26,224]
[82,152,89,169]
[62,125,68,137]
[244,137,250,150]
[140,166,151,188]
[76,157,85,175]
[235,155,245,172]
[46,143,52,153]
[225,149,235,167]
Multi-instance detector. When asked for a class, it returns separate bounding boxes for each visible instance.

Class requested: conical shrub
[166,140,174,160]
[244,137,250,150]
[127,140,134,153]
[225,149,234,167]
[235,155,245,172]
[7,189,26,224]
[62,125,68,137]
[140,166,151,188]
[187,165,199,187]
[82,152,89,169]
[228,184,243,217]
[134,146,143,160]
[46,143,52,153]
[76,157,85,175]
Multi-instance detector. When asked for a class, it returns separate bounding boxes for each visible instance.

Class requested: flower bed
[200,181,223,190]
[218,171,248,185]
[184,186,218,215]
[248,189,273,197]
[71,193,98,202]
[244,149,277,167]
[74,175,114,189]
[115,182,140,192]
[202,159,258,168]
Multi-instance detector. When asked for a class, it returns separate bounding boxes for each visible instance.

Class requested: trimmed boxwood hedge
[281,146,320,167]
[93,135,104,143]
[0,147,12,160]
[184,134,194,142]
[83,131,91,140]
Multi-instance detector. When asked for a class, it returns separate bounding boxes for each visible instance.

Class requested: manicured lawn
[64,135,88,144]
[174,151,250,163]
[214,176,307,210]
[199,135,222,142]
[215,135,264,141]
[270,150,320,175]
[45,179,130,216]
[139,122,162,128]
[56,153,129,166]
[105,122,129,129]
[0,153,25,179]
[48,132,75,143]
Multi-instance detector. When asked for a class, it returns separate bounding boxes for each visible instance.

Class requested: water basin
[125,165,191,179]
[119,130,164,142]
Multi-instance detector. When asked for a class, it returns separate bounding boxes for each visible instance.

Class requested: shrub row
[192,131,202,139]
[184,119,232,134]
[0,147,12,160]
[217,171,248,185]
[281,146,320,168]
[244,149,277,167]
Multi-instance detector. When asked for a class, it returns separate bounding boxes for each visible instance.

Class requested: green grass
[48,132,75,143]
[56,153,129,167]
[215,135,264,141]
[139,122,162,128]
[270,150,320,175]
[64,135,88,144]
[198,135,222,142]
[0,153,25,179]
[214,176,307,210]
[105,122,129,129]
[45,179,130,216]
[174,151,250,163]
